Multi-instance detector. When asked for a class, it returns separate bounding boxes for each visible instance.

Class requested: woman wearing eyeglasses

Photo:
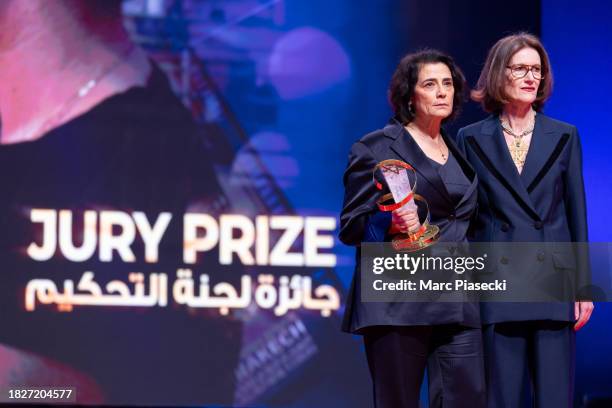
[456,33,593,407]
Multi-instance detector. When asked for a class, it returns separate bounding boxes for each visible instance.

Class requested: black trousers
[483,321,575,408]
[363,324,486,408]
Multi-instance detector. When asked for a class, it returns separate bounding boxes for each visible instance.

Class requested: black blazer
[456,113,590,324]
[339,119,479,333]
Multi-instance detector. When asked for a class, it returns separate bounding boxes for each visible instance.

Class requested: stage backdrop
[542,0,612,404]
[4,0,608,407]
[0,0,404,406]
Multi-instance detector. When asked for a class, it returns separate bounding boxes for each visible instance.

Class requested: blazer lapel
[519,114,563,191]
[468,116,541,220]
[445,132,477,208]
[383,120,453,205]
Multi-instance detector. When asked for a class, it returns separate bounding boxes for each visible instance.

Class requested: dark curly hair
[388,49,466,124]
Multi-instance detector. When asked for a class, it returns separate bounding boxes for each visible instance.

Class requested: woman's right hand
[389,205,421,235]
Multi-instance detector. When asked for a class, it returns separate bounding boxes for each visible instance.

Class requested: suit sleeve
[563,126,591,299]
[455,127,467,156]
[339,141,390,246]
[454,127,479,236]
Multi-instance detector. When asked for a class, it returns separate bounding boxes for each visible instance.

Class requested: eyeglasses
[506,64,544,80]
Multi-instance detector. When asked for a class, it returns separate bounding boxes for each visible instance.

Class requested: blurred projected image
[0,0,357,406]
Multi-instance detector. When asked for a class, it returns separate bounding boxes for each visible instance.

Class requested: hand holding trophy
[373,159,439,251]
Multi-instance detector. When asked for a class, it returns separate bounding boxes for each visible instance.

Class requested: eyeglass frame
[506,64,545,80]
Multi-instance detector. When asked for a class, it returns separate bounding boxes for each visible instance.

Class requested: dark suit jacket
[339,119,479,333]
[456,113,590,324]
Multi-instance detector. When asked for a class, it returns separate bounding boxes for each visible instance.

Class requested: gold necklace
[435,135,447,161]
[406,124,447,161]
[500,112,535,171]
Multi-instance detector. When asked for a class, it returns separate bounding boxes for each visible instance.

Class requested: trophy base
[392,224,440,252]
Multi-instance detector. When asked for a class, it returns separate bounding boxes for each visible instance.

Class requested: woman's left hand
[574,301,594,331]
